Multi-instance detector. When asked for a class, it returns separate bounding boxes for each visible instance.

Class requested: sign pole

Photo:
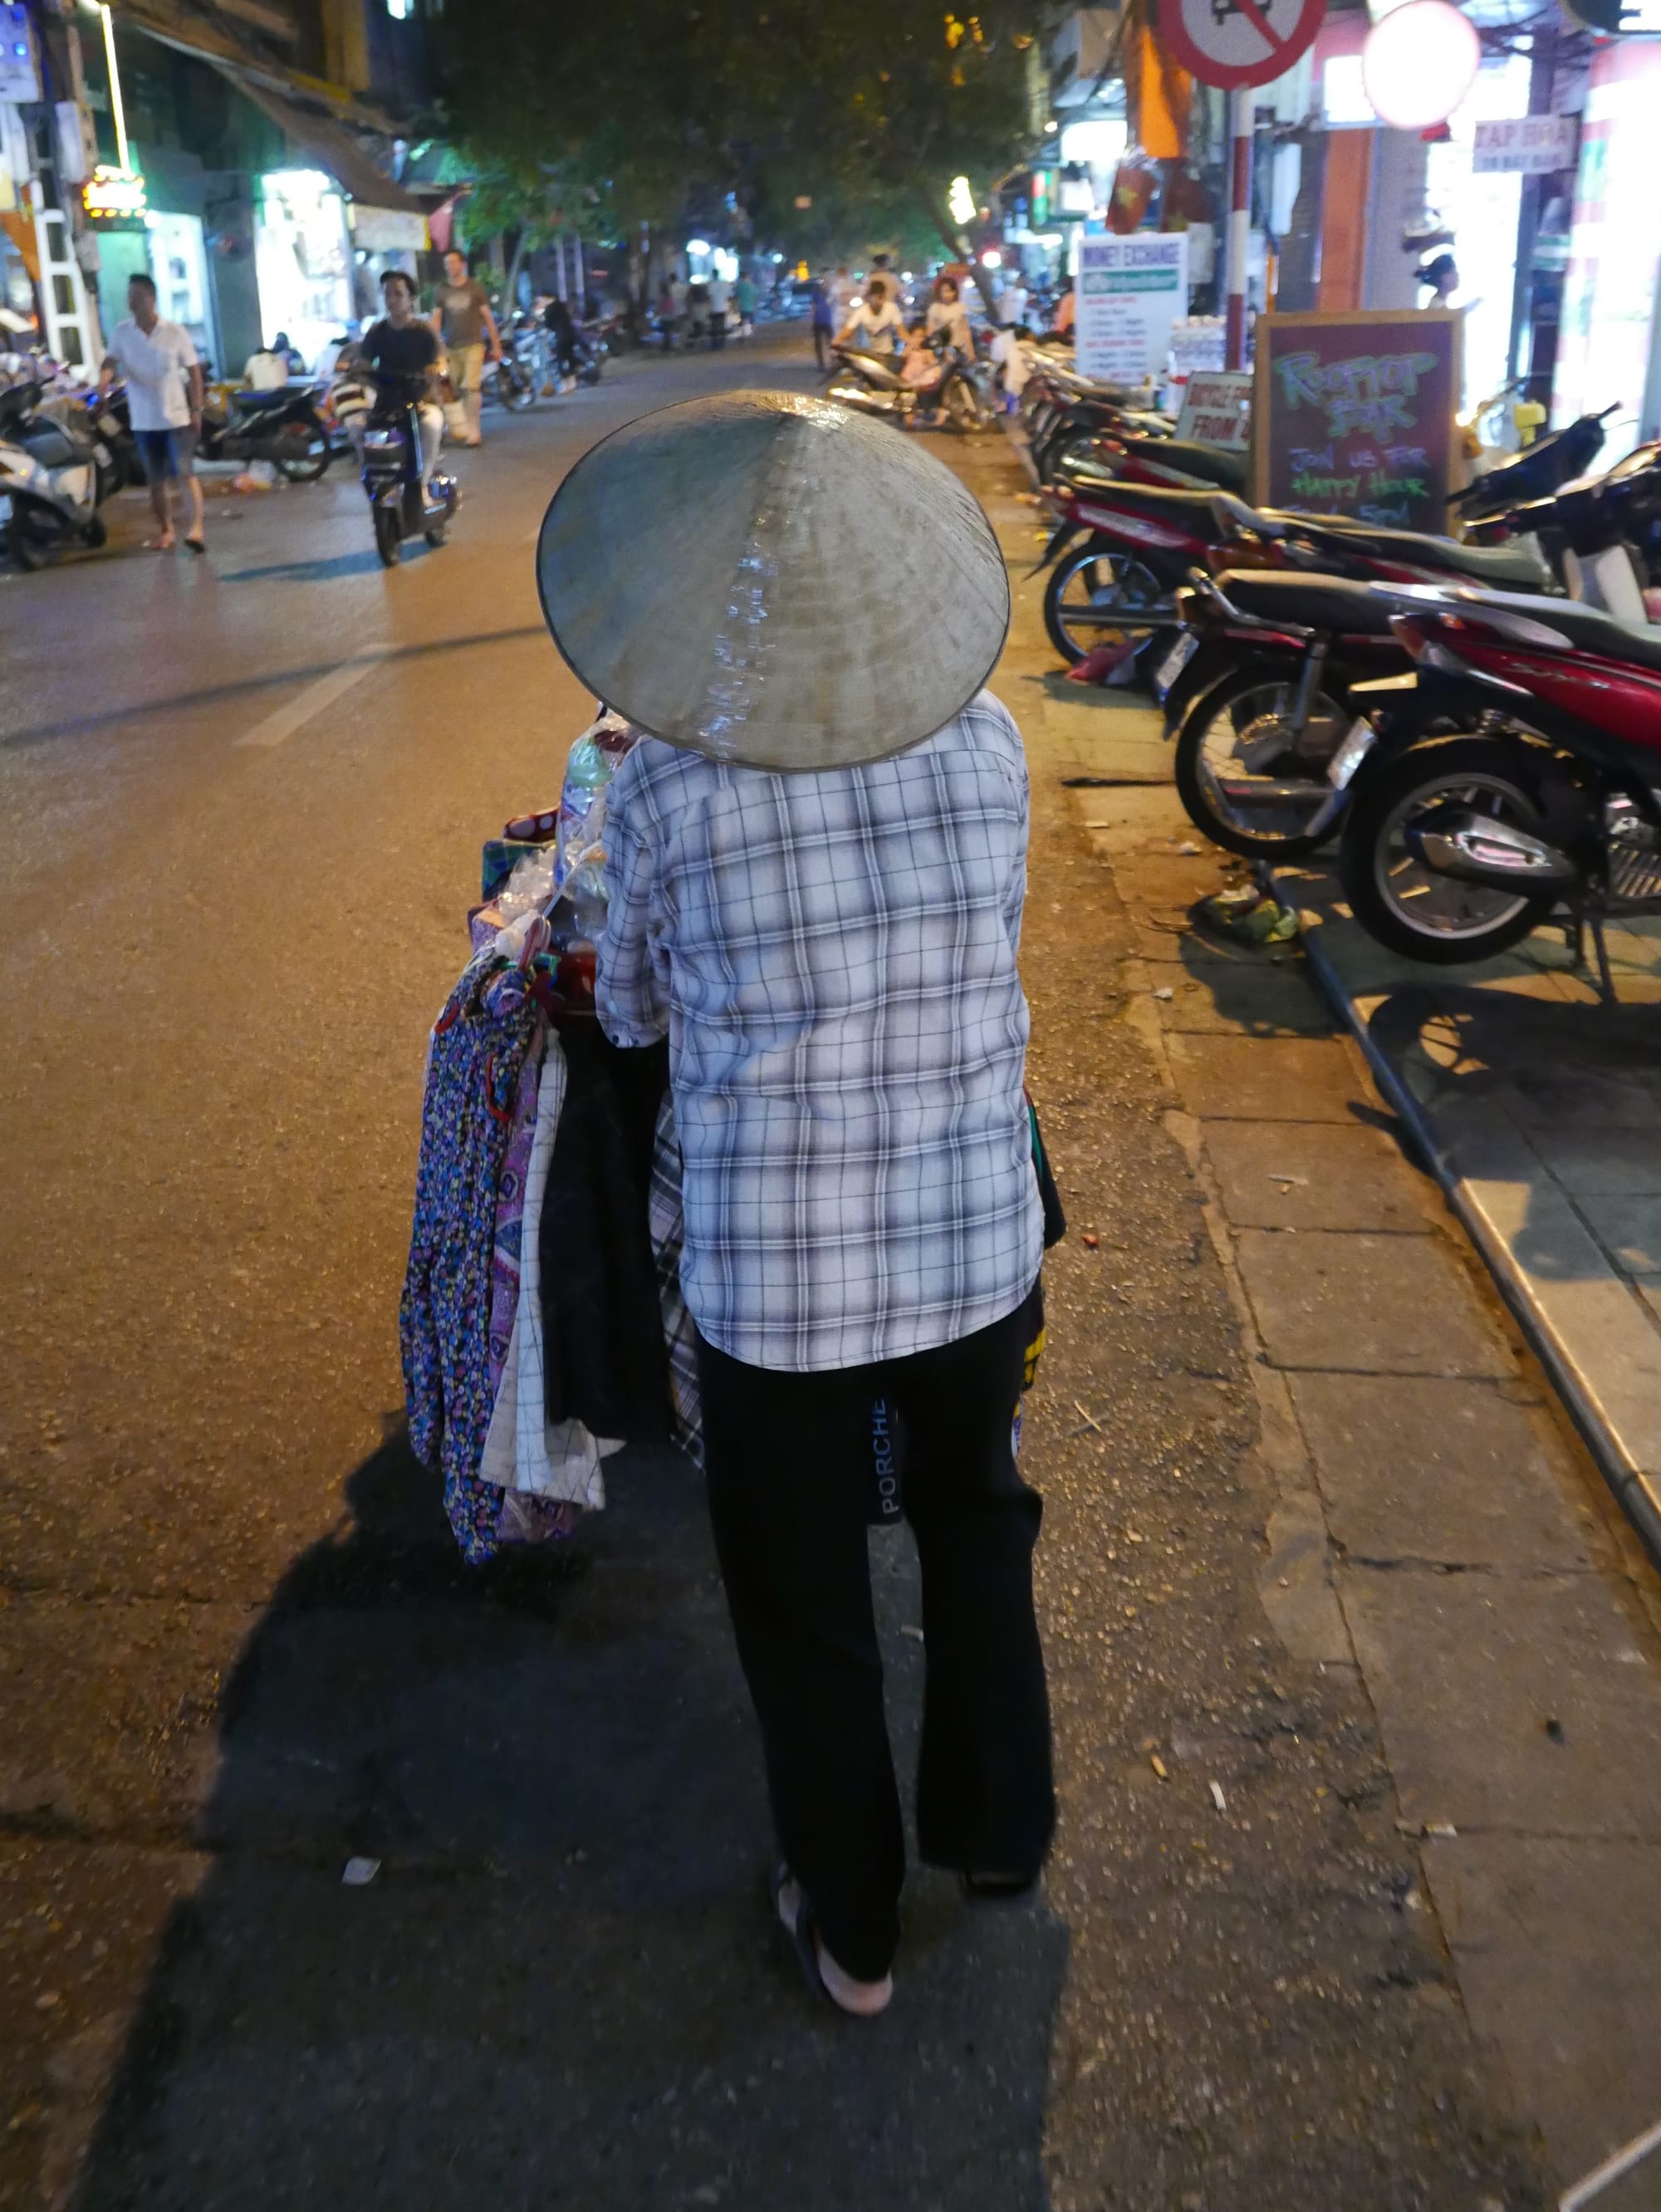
[1224,86,1252,370]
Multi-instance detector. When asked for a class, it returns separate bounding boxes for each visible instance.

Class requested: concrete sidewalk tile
[1113,856,1232,908]
[1236,1229,1513,1377]
[1421,1834,1661,2195]
[1289,1372,1599,1569]
[1165,1033,1369,1123]
[1504,1060,1661,1133]
[1575,1194,1661,1278]
[1157,968,1335,1038]
[1341,1567,1661,1835]
[1203,1121,1428,1231]
[1458,1178,1661,1481]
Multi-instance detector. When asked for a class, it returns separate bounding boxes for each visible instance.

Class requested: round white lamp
[1361,0,1481,131]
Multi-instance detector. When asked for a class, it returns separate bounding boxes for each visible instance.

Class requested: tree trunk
[920,186,999,316]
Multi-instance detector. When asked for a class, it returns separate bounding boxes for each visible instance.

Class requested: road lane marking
[231,646,395,750]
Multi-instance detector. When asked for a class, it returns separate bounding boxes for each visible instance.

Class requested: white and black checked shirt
[596,689,1042,1373]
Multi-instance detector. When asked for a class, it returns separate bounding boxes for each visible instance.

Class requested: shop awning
[208,60,424,219]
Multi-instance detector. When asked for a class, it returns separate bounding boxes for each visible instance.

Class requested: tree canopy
[436,0,1054,267]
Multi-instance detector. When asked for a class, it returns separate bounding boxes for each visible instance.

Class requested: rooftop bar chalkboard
[1251,309,1463,533]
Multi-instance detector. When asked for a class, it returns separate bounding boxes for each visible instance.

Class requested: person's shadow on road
[69,1433,1068,2212]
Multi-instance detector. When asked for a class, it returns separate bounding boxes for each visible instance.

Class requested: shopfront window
[254,168,351,371]
[146,208,213,365]
[1424,54,1531,409]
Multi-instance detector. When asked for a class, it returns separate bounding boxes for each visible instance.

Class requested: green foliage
[435,0,1053,256]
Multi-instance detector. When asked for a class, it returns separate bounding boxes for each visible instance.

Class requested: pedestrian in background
[707,271,732,348]
[431,248,502,447]
[733,271,757,337]
[810,267,835,370]
[926,274,973,356]
[835,274,905,355]
[100,271,206,555]
[542,292,580,392]
[541,390,1055,2022]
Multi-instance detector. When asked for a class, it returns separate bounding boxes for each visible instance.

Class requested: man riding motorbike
[358,270,443,491]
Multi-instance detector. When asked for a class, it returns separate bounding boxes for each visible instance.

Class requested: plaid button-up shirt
[595,690,1042,1373]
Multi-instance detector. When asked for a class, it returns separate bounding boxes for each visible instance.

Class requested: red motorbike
[1338,584,1661,977]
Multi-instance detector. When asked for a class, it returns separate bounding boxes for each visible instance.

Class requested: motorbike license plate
[1154,631,1198,697]
[1326,718,1377,789]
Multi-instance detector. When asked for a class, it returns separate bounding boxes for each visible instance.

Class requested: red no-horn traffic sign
[1157,0,1325,90]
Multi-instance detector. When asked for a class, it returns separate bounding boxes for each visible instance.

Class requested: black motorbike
[198,382,331,482]
[360,371,459,567]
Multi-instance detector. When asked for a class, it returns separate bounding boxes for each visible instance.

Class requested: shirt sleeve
[174,327,200,368]
[1002,753,1029,959]
[595,758,671,1047]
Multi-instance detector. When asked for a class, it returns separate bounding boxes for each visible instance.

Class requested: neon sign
[84,164,146,219]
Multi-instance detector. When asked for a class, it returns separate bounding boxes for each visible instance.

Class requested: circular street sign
[1156,0,1325,91]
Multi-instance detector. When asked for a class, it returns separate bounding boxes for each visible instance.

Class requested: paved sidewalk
[1271,861,1661,1559]
[974,460,1661,2208]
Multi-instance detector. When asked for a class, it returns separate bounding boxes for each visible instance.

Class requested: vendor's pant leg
[884,1297,1056,1879]
[695,1334,904,1983]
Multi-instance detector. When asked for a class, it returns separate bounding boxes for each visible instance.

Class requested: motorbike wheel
[424,517,448,547]
[6,510,50,571]
[502,366,535,412]
[1338,735,1560,964]
[579,360,602,385]
[82,513,109,550]
[1174,663,1352,859]
[275,423,330,483]
[1043,547,1165,664]
[373,503,402,568]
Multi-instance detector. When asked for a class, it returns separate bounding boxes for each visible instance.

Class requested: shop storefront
[1554,38,1661,449]
[252,167,353,368]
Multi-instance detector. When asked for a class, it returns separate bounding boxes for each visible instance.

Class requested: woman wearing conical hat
[539,392,1056,2017]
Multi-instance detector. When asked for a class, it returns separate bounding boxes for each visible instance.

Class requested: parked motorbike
[1335,584,1661,977]
[195,381,331,481]
[0,376,117,569]
[359,371,459,568]
[483,344,537,410]
[1448,402,1616,525]
[828,330,993,432]
[1154,440,1661,859]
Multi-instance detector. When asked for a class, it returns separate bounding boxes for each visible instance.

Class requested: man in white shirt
[993,277,1030,329]
[100,272,206,552]
[835,274,906,354]
[706,273,732,349]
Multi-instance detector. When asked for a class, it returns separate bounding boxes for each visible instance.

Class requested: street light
[948,175,976,226]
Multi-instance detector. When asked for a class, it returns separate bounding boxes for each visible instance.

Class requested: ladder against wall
[32,203,100,367]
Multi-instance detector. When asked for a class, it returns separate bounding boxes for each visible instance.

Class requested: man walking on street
[541,391,1055,2021]
[100,272,205,554]
[706,270,732,348]
[431,248,502,446]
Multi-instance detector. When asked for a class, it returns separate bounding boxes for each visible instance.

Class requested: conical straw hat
[536,390,1011,772]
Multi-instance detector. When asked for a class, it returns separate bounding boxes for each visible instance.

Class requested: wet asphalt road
[0,329,1543,2210]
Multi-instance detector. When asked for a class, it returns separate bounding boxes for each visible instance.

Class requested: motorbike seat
[1438,587,1661,674]
[1210,570,1400,637]
[238,382,315,411]
[16,422,87,469]
[1287,516,1551,589]
[1116,434,1247,491]
[1071,480,1242,545]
